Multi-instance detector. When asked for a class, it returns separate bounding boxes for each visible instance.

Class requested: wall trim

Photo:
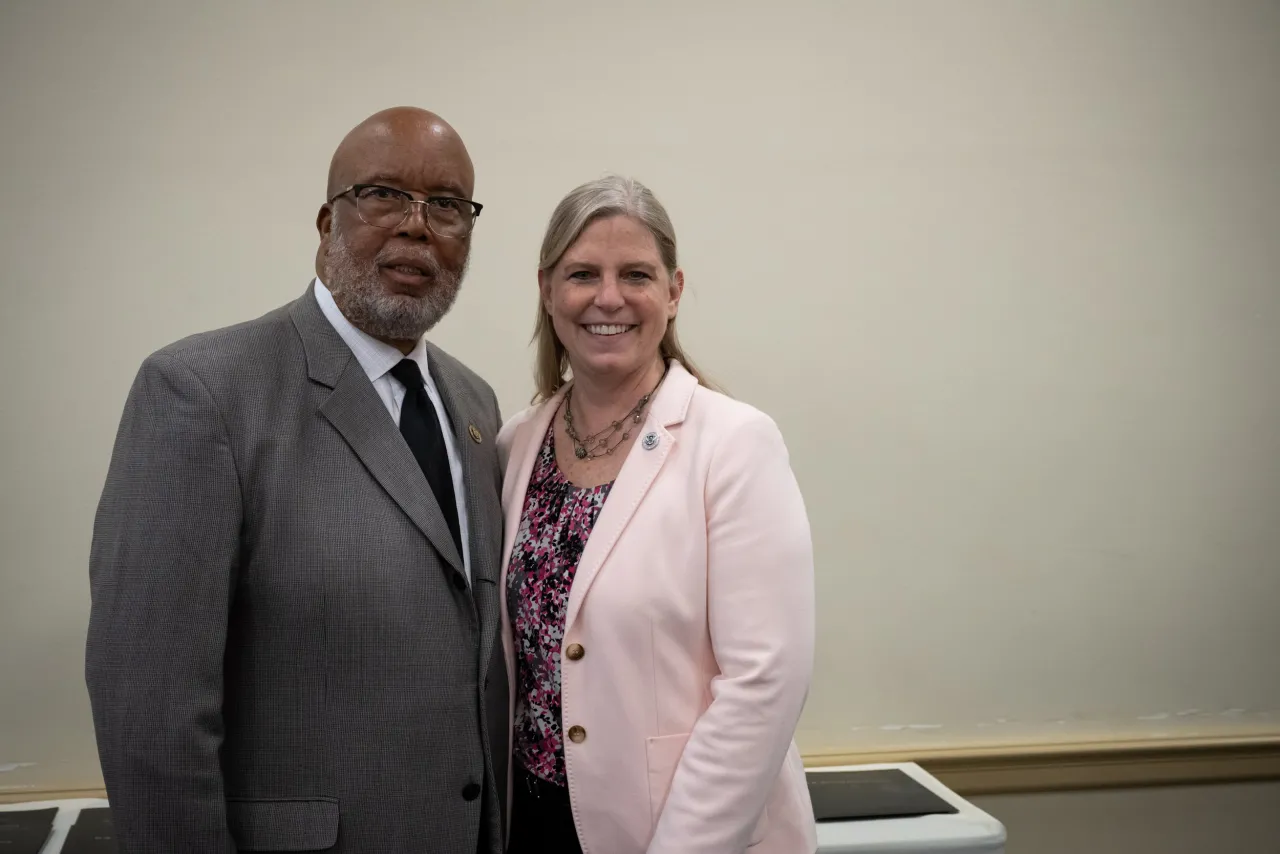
[5,735,1280,804]
[804,733,1280,795]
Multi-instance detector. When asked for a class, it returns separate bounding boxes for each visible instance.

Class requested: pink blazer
[498,362,817,854]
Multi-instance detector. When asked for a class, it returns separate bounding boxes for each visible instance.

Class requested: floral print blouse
[507,423,613,786]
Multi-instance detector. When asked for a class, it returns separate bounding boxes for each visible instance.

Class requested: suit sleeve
[647,413,816,854]
[85,353,241,853]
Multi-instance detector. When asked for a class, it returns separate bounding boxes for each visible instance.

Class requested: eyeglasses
[328,183,483,238]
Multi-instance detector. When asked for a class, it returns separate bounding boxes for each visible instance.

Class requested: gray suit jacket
[86,285,509,853]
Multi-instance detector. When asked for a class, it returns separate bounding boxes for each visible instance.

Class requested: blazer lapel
[291,285,465,577]
[500,393,565,579]
[564,363,698,632]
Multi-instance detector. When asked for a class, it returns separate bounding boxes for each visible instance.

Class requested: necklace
[564,368,667,461]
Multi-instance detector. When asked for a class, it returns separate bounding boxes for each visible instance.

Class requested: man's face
[316,124,476,344]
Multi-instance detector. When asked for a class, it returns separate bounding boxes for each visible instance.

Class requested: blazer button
[567,725,587,744]
[462,782,482,801]
[565,643,584,661]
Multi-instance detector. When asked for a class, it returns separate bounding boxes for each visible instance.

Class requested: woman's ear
[538,269,552,314]
[668,268,685,318]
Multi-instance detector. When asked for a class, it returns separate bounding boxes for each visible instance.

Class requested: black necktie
[389,359,463,558]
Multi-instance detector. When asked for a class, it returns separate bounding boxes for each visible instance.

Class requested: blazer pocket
[226,797,339,851]
[646,732,691,827]
[645,734,771,847]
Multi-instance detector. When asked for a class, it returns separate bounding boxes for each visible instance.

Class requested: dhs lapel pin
[468,424,483,444]
[642,432,659,450]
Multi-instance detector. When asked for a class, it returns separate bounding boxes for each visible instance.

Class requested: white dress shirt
[314,278,471,581]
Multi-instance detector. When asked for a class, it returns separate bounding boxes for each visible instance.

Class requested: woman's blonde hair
[532,175,710,402]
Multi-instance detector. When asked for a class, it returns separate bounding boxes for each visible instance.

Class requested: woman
[498,176,816,854]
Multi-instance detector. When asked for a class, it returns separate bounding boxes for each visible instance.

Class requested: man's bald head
[326,107,474,200]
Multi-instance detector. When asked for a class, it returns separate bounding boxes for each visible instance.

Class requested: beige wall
[2,0,1279,794]
[973,781,1280,854]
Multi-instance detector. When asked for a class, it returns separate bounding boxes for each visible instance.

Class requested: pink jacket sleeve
[647,412,816,854]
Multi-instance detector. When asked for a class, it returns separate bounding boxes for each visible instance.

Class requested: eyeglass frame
[327,183,484,238]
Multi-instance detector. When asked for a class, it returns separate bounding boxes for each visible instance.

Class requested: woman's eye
[568,271,593,281]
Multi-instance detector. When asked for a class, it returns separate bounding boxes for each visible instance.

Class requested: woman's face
[540,215,683,386]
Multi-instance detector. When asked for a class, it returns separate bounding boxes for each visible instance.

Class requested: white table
[0,798,109,854]
[812,763,1006,854]
[4,771,1005,854]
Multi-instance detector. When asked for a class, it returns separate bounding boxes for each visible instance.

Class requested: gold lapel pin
[468,424,483,444]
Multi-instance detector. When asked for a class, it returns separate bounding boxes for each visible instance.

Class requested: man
[86,107,508,853]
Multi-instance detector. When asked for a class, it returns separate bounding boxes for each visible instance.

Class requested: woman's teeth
[585,324,631,336]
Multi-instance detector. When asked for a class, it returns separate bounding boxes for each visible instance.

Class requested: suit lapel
[564,363,698,632]
[320,359,466,576]
[291,285,465,577]
[427,343,497,586]
[427,344,508,692]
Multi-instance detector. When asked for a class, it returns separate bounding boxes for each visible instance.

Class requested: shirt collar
[313,278,430,383]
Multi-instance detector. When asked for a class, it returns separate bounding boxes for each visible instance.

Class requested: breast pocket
[645,733,770,846]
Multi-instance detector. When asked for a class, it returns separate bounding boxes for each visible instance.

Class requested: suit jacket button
[462,782,482,801]
[567,725,586,743]
[565,643,585,661]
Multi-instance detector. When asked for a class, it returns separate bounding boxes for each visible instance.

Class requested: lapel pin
[468,424,483,444]
[642,432,659,450]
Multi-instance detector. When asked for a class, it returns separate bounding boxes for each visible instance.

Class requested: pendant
[575,446,588,459]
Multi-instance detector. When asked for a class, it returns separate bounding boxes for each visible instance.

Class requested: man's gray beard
[324,225,466,341]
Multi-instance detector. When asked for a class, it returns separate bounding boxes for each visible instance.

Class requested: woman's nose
[594,275,625,309]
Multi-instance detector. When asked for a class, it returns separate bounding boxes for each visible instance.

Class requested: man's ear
[316,205,336,262]
[317,204,334,240]
[315,206,335,280]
